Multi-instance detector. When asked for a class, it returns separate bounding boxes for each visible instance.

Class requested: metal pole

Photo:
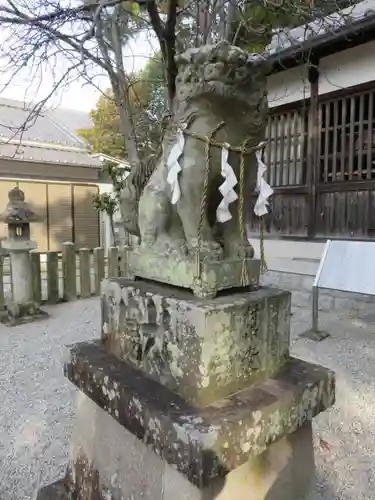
[312,285,319,332]
[301,240,331,341]
[311,240,331,333]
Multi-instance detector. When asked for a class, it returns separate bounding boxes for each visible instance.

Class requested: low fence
[0,242,130,307]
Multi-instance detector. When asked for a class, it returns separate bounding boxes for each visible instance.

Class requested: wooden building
[0,98,112,251]
[251,0,375,241]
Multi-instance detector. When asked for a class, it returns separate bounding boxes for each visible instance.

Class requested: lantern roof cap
[0,187,43,224]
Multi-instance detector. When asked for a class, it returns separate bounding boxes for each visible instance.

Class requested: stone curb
[261,270,375,313]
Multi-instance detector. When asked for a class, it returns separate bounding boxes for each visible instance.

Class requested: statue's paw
[153,237,188,257]
[225,241,254,259]
[194,240,223,260]
[242,243,254,259]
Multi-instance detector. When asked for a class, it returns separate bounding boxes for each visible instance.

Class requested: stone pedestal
[1,239,47,326]
[0,186,47,325]
[101,280,291,406]
[38,279,335,500]
[129,249,261,298]
[43,392,315,500]
[7,240,35,303]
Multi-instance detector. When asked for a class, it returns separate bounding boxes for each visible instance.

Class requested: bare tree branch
[0,0,363,175]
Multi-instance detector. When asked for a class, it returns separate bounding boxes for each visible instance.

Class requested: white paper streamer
[254,149,274,217]
[166,127,185,204]
[216,143,238,223]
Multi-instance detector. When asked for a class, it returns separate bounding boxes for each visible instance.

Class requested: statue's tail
[119,115,171,236]
[119,149,162,237]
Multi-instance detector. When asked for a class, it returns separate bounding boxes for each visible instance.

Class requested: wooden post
[118,247,126,277]
[0,255,4,311]
[119,245,132,279]
[79,248,91,299]
[307,59,320,239]
[108,246,119,278]
[47,251,59,303]
[31,252,42,304]
[93,247,105,295]
[62,242,77,301]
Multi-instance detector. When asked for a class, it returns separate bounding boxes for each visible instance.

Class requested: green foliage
[79,54,166,220]
[92,191,117,216]
[92,160,128,245]
[140,52,166,120]
[233,0,357,52]
[78,96,126,160]
[78,53,166,162]
[105,160,128,195]
[92,160,127,216]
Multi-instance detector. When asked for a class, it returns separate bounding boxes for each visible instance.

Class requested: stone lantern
[0,187,46,325]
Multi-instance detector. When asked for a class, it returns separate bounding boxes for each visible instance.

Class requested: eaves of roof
[266,1,375,71]
[91,153,131,170]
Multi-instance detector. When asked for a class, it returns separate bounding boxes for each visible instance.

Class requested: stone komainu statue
[120,41,269,261]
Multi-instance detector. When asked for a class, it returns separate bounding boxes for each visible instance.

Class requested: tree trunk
[113,82,141,169]
[225,1,238,42]
[110,214,119,246]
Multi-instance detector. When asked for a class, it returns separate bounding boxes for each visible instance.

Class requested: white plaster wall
[267,65,310,108]
[267,40,375,107]
[98,178,132,252]
[319,40,375,96]
[98,182,115,253]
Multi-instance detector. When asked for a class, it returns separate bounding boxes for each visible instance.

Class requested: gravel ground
[0,297,375,499]
[0,299,101,500]
[293,306,375,500]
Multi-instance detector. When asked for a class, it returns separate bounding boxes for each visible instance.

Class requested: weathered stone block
[129,249,260,298]
[101,279,291,406]
[48,424,316,500]
[62,242,77,301]
[36,479,70,500]
[163,422,315,500]
[60,343,334,498]
[0,300,48,326]
[31,252,42,304]
[108,246,119,278]
[93,247,105,296]
[56,393,316,500]
[79,248,91,299]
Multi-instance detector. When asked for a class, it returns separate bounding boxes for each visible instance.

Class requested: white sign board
[315,240,375,296]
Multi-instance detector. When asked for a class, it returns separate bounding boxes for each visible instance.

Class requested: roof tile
[0,98,99,167]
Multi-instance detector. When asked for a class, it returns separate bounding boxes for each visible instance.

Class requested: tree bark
[95,10,141,169]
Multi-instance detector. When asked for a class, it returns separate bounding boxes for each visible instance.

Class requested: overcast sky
[0,30,156,113]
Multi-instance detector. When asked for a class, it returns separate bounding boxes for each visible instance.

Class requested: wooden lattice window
[319,89,375,182]
[264,109,308,187]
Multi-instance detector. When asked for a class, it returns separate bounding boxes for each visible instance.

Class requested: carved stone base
[129,249,260,298]
[101,280,291,406]
[63,394,316,500]
[38,342,334,499]
[0,301,48,326]
[40,420,316,500]
[36,479,70,500]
